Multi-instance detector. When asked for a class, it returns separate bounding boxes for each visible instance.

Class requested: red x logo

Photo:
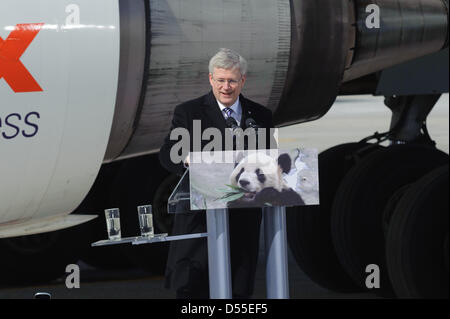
[0,23,44,93]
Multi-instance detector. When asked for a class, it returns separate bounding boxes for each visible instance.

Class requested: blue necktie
[223,107,233,119]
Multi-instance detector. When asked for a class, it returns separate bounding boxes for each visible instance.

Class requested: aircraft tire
[380,184,412,240]
[330,144,448,296]
[386,165,449,298]
[286,142,381,292]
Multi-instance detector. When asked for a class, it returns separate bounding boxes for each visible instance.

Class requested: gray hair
[209,48,248,76]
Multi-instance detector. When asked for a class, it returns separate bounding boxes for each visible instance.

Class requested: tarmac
[0,246,381,299]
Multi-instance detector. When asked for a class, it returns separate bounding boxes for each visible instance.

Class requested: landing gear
[288,94,448,298]
[287,142,381,292]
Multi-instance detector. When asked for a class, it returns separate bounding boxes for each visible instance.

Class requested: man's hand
[183,153,190,167]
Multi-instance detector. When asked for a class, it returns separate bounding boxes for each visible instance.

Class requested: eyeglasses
[212,77,242,87]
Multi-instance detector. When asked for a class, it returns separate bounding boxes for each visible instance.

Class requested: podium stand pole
[206,209,232,299]
[264,206,290,299]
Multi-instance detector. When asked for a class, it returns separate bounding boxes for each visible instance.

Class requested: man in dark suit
[159,48,275,299]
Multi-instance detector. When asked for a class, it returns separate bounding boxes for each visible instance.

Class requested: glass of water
[137,205,154,238]
[104,208,121,240]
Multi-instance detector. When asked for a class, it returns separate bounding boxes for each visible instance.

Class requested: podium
[205,206,289,299]
[168,169,289,299]
[92,169,290,299]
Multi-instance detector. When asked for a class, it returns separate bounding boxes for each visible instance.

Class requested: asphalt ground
[0,247,380,299]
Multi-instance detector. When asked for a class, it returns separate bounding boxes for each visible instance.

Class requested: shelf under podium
[91,232,208,247]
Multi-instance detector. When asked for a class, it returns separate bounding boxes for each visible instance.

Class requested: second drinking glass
[137,205,154,238]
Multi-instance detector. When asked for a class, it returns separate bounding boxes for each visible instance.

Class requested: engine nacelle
[0,0,120,235]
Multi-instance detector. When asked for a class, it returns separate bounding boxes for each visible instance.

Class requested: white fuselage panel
[0,0,120,226]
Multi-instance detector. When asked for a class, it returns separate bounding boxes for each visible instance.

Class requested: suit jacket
[159,91,275,176]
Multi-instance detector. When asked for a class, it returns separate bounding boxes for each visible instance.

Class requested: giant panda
[227,151,305,208]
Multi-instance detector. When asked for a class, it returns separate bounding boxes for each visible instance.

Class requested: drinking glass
[104,208,121,240]
[137,205,154,237]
